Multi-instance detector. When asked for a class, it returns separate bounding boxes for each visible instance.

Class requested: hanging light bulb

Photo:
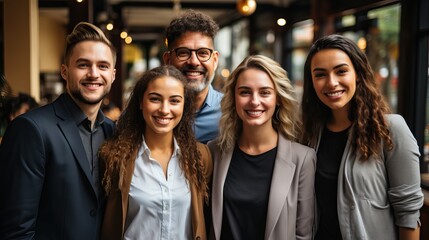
[237,0,257,16]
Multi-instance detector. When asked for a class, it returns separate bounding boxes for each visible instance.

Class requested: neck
[195,86,209,110]
[239,124,278,155]
[144,131,174,151]
[69,95,101,129]
[328,107,352,132]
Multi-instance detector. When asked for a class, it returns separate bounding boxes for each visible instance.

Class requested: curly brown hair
[301,34,392,160]
[164,9,219,49]
[100,65,208,200]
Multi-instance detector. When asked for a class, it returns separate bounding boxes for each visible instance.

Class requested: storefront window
[423,40,429,183]
[338,4,401,112]
[291,19,313,101]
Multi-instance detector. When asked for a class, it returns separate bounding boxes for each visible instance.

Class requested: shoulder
[385,114,413,137]
[279,134,316,156]
[196,142,213,177]
[208,85,223,101]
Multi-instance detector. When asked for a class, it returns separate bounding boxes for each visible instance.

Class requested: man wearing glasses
[163,9,223,144]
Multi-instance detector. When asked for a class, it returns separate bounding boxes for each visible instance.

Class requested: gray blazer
[315,114,423,240]
[208,134,316,240]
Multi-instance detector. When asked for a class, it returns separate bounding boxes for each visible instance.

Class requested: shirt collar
[141,135,181,157]
[63,93,106,127]
[202,84,217,108]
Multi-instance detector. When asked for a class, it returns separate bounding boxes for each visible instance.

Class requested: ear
[212,50,219,71]
[112,68,117,83]
[162,51,171,64]
[60,64,68,82]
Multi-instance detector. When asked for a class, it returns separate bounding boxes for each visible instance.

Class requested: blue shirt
[194,85,223,144]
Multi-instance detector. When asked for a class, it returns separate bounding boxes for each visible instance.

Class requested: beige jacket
[101,143,213,240]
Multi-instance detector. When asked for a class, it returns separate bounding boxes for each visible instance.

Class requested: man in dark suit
[0,22,116,239]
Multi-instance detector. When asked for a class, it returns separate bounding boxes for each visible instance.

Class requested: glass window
[291,19,314,101]
[423,39,429,184]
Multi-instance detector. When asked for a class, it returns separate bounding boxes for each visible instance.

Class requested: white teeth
[326,91,343,97]
[247,111,263,116]
[84,83,101,87]
[186,72,201,76]
[155,117,170,124]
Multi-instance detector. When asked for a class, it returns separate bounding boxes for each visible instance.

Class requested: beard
[68,87,109,105]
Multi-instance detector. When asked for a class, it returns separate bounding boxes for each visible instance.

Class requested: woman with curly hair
[301,34,423,240]
[209,55,316,239]
[100,65,212,240]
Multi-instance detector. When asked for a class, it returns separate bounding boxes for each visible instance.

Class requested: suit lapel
[265,136,296,240]
[212,145,233,239]
[54,95,97,196]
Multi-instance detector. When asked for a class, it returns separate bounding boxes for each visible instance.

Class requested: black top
[221,145,277,240]
[315,127,349,240]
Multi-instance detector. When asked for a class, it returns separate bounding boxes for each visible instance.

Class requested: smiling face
[163,31,218,93]
[235,68,277,129]
[141,76,185,137]
[61,40,116,109]
[311,49,357,116]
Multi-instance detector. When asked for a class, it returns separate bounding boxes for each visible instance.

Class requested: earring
[275,107,280,122]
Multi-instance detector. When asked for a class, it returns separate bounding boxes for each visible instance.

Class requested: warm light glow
[237,0,257,16]
[106,23,114,31]
[357,37,367,50]
[120,31,128,39]
[221,68,230,78]
[277,18,286,26]
[125,36,133,44]
[76,0,84,3]
[106,23,113,31]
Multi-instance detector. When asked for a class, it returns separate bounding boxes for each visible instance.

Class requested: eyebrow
[312,63,349,72]
[75,58,112,66]
[147,92,183,98]
[236,86,274,90]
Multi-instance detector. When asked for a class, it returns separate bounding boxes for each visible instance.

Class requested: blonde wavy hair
[217,55,301,152]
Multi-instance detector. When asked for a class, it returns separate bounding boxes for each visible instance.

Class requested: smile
[325,90,344,97]
[246,110,264,117]
[153,116,172,124]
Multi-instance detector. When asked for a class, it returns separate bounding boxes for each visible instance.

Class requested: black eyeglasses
[169,47,214,62]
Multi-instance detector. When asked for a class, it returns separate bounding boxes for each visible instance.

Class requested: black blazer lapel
[53,95,97,197]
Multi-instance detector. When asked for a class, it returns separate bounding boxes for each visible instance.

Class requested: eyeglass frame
[168,47,215,62]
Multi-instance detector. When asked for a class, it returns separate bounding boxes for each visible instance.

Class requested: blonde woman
[209,55,316,240]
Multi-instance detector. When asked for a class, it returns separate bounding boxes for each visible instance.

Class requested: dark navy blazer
[0,94,114,240]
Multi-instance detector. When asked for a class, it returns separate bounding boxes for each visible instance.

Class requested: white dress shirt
[124,137,192,240]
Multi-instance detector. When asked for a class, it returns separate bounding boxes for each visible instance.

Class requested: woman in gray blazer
[301,34,423,240]
[208,55,316,240]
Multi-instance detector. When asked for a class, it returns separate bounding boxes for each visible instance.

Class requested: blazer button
[90,209,97,216]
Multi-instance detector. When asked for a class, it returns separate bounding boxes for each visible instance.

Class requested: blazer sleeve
[385,114,423,229]
[0,116,46,239]
[296,146,317,240]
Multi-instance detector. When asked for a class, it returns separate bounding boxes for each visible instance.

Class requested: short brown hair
[63,22,117,65]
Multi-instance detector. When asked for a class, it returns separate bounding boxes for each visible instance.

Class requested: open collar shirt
[124,136,192,240]
[194,85,223,144]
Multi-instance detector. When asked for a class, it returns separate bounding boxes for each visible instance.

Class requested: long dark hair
[100,65,208,199]
[301,34,392,160]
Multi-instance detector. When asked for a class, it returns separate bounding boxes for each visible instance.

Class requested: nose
[186,51,200,65]
[159,101,170,116]
[327,73,339,88]
[250,93,260,106]
[87,65,100,78]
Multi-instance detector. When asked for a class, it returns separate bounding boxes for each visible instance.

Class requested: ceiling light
[237,0,257,16]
